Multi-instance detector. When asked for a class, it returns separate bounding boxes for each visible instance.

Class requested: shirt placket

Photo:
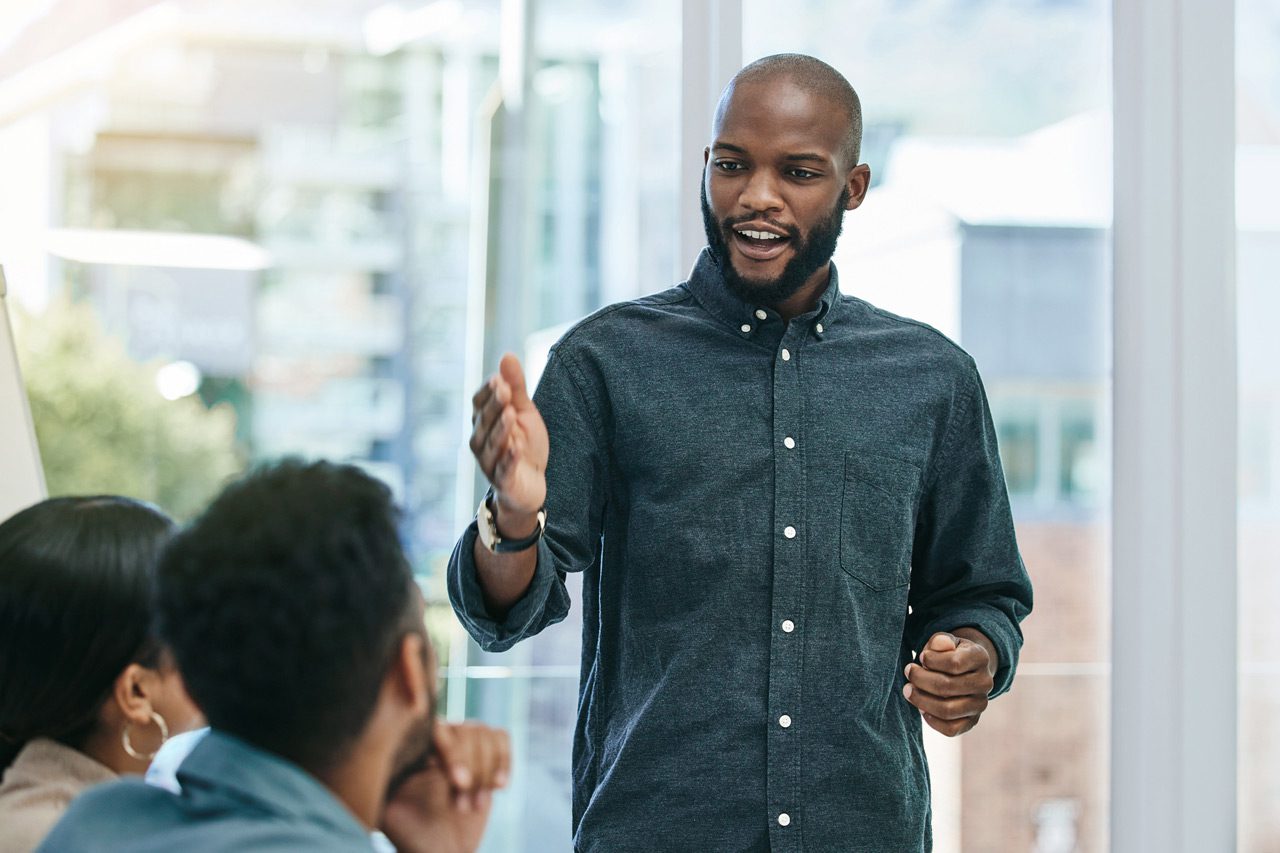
[766,320,811,851]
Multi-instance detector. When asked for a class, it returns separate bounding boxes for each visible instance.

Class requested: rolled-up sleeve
[906,359,1034,698]
[447,346,609,653]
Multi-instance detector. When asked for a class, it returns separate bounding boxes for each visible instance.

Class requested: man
[450,54,1033,852]
[42,460,509,852]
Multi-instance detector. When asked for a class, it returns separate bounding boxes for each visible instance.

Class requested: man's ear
[845,163,872,210]
[391,633,430,715]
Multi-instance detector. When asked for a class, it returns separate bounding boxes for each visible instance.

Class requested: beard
[701,180,849,307]
[385,711,434,798]
[384,632,437,800]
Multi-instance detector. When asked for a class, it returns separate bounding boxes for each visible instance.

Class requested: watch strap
[476,494,546,554]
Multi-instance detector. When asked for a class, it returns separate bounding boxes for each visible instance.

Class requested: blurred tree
[13,298,243,521]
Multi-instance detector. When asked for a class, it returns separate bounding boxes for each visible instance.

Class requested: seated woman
[0,496,203,853]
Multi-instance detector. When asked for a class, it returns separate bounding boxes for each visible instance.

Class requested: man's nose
[738,169,784,214]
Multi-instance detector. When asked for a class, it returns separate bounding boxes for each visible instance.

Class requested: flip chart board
[0,265,46,520]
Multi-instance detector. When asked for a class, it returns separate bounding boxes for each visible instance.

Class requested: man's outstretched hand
[469,354,549,533]
[902,630,998,737]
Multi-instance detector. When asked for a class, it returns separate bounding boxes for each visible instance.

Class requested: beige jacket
[0,738,116,853]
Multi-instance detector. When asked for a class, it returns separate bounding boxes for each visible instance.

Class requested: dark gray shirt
[449,250,1033,853]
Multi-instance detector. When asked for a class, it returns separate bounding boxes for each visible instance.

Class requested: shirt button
[783,436,795,449]
[816,323,824,334]
[781,348,791,361]
[778,813,791,827]
[779,714,792,728]
[781,619,795,633]
[783,525,796,539]
[755,309,767,320]
[740,324,752,334]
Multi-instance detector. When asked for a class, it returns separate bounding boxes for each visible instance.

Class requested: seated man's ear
[391,633,431,715]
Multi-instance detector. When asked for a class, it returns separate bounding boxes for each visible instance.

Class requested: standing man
[450,54,1032,852]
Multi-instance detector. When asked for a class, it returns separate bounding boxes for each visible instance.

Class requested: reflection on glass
[1059,400,1100,506]
[996,404,1041,498]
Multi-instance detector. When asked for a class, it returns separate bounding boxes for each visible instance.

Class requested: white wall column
[1111,1,1237,850]
[679,0,740,278]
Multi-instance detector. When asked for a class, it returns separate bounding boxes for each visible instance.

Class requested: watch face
[477,498,499,552]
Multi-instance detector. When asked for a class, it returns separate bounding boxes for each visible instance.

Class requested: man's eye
[715,161,744,171]
[789,168,818,179]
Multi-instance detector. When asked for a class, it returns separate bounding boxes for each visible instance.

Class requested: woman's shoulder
[0,738,118,852]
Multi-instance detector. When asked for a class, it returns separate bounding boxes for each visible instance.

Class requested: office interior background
[0,0,1273,850]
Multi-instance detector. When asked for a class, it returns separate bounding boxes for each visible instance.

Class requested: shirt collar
[175,729,372,843]
[683,248,844,337]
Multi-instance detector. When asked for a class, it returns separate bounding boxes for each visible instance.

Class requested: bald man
[451,54,1033,852]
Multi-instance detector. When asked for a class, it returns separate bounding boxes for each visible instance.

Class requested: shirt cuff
[447,521,566,653]
[915,605,1023,698]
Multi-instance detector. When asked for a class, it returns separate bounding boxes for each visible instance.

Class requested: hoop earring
[121,711,169,761]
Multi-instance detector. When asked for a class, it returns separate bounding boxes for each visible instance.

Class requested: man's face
[386,604,437,797]
[702,76,867,307]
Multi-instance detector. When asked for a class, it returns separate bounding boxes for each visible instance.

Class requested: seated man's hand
[902,630,997,737]
[381,721,511,853]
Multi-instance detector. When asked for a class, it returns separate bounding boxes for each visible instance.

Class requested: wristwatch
[476,493,546,554]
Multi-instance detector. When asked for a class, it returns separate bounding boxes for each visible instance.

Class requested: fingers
[918,633,989,676]
[470,356,534,484]
[493,726,511,788]
[430,719,471,791]
[926,631,958,654]
[902,678,987,720]
[431,721,512,812]
[904,661,993,699]
[478,408,520,478]
[921,710,979,738]
[499,353,531,406]
[470,378,516,474]
[470,376,508,440]
[903,677,988,726]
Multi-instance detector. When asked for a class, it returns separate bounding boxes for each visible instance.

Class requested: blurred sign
[85,264,255,376]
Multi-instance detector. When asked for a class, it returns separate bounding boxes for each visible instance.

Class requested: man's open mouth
[731,226,792,261]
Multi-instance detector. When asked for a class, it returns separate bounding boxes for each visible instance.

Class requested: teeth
[737,229,782,240]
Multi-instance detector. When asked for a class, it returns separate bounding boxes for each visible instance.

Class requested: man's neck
[771,263,831,322]
[314,741,395,831]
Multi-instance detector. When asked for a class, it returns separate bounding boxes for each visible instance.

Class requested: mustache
[720,215,799,239]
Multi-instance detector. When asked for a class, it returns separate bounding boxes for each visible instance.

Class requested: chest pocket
[839,451,922,591]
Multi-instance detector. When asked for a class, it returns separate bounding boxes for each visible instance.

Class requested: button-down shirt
[449,249,1033,852]
[38,731,375,852]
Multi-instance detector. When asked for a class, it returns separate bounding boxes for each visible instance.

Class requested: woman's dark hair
[0,496,175,770]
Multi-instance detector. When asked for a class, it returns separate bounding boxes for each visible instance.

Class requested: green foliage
[13,298,243,521]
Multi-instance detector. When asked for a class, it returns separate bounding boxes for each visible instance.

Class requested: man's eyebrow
[711,143,831,165]
[783,152,830,164]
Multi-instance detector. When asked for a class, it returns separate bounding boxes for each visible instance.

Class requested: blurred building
[0,3,678,850]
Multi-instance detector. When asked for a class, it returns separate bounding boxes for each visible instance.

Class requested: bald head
[716,54,863,169]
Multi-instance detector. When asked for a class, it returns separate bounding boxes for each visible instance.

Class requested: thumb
[927,632,958,653]
[499,353,531,407]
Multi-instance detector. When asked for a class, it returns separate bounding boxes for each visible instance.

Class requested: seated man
[41,460,508,853]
